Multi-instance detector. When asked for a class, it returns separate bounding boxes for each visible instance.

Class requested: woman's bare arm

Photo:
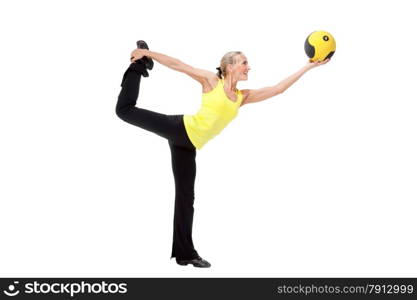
[131,49,217,86]
[240,59,330,106]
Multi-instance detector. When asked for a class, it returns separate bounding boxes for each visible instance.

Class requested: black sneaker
[176,256,211,268]
[136,40,154,70]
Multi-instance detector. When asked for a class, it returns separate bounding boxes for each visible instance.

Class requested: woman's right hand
[306,58,330,69]
[130,49,148,62]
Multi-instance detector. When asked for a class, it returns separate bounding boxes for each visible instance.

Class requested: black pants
[116,65,199,260]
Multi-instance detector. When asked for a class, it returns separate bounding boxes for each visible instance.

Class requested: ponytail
[216,67,222,79]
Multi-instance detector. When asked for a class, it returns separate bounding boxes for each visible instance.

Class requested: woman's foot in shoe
[176,256,211,268]
[136,40,154,70]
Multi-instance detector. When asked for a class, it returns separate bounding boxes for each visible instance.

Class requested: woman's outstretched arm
[131,49,216,85]
[240,59,330,106]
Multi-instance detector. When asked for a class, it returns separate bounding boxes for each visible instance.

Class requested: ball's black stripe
[304,35,315,58]
[325,51,335,60]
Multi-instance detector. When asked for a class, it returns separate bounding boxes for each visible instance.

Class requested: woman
[116,40,330,268]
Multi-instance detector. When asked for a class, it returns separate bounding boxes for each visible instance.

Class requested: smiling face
[226,54,250,81]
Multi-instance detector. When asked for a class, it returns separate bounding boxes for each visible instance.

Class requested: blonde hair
[216,51,243,79]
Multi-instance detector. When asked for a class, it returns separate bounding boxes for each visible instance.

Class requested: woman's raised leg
[116,62,184,142]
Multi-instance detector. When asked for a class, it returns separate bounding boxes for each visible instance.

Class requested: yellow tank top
[183,79,243,149]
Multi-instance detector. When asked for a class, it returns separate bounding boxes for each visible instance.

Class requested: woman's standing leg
[168,141,210,268]
[168,142,199,261]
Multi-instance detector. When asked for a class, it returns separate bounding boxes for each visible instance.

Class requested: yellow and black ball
[304,31,336,62]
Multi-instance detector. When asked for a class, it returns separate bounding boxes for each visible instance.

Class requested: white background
[1,0,416,277]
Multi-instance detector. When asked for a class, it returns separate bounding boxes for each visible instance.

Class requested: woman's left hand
[130,49,148,62]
